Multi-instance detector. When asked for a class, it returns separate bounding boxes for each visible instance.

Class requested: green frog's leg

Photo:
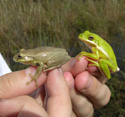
[27,63,47,87]
[76,52,83,60]
[86,58,111,79]
[76,51,99,61]
[85,58,111,79]
[100,59,117,73]
[99,59,117,79]
[98,60,111,79]
[85,58,100,68]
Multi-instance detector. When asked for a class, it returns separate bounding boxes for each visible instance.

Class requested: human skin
[63,57,111,116]
[0,57,111,117]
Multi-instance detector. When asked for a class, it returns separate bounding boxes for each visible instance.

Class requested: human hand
[0,57,111,117]
[0,67,72,117]
[62,57,111,117]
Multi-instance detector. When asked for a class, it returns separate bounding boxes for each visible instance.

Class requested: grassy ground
[0,0,125,116]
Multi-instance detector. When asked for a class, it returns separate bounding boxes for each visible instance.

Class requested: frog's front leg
[77,51,99,61]
[27,63,47,87]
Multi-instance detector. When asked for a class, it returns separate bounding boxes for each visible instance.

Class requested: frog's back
[23,46,65,56]
[28,46,68,62]
[35,46,65,52]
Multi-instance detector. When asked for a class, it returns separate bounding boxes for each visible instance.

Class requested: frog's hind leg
[85,57,100,68]
[86,58,111,81]
[85,58,108,83]
[99,59,112,79]
[44,53,70,72]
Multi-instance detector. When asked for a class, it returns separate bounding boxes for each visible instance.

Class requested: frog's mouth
[13,55,33,64]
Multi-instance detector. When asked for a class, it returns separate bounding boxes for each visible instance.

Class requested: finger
[62,57,88,76]
[88,66,100,77]
[75,71,111,109]
[0,96,48,117]
[46,68,72,117]
[64,72,94,117]
[35,85,46,107]
[0,67,47,99]
[88,66,107,83]
[63,57,106,83]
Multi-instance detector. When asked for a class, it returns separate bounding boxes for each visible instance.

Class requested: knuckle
[102,86,111,106]
[74,97,94,117]
[0,75,17,98]
[86,104,94,117]
[95,85,111,108]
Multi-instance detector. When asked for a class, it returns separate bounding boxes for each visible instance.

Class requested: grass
[0,0,125,116]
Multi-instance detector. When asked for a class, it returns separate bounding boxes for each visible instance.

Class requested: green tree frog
[13,46,70,86]
[77,31,119,82]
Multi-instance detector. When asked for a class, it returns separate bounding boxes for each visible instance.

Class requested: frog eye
[17,54,22,59]
[36,63,40,66]
[88,36,94,40]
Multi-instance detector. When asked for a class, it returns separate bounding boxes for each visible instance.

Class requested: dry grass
[0,1,125,115]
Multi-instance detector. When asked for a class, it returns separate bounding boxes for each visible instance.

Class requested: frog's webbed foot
[26,73,38,87]
[76,51,86,61]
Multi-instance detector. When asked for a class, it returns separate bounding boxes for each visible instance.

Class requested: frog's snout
[13,55,17,62]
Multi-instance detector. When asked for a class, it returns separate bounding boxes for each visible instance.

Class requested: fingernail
[70,58,76,67]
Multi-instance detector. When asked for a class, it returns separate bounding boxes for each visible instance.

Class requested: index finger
[0,67,47,99]
[62,57,105,83]
[62,57,88,76]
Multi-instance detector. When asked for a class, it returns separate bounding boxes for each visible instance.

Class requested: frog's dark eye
[88,36,94,40]
[36,63,40,66]
[17,54,22,59]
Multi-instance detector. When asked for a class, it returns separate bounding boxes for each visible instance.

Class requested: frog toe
[26,74,38,87]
